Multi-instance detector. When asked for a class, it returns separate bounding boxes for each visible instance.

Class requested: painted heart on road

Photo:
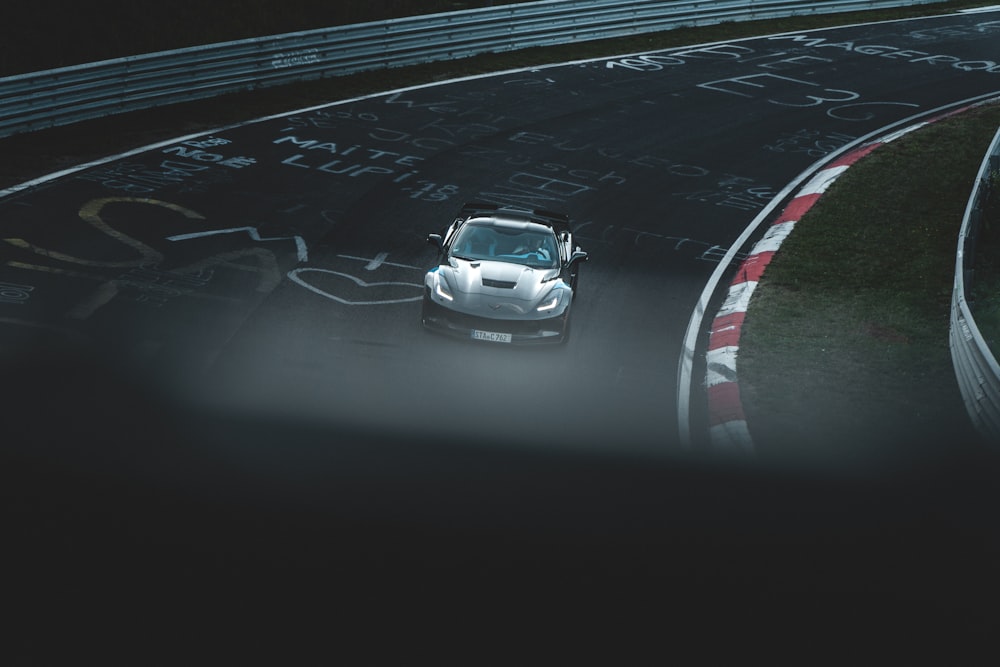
[288,267,423,305]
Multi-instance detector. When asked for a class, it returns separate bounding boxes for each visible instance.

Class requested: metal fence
[0,0,943,139]
[952,128,1000,443]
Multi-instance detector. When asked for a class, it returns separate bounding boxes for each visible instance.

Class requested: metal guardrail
[952,127,1000,443]
[0,0,943,139]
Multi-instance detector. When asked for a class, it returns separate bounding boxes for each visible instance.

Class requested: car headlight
[434,276,454,302]
[536,292,560,312]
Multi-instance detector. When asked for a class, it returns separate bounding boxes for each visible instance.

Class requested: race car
[422,202,588,345]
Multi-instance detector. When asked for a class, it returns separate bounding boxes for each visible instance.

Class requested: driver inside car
[512,235,551,260]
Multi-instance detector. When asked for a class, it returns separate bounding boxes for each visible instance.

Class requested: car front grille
[481,278,517,289]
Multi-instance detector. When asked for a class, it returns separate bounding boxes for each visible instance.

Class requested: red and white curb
[702,110,977,452]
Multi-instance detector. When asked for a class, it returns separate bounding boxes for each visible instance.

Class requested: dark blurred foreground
[3,340,999,662]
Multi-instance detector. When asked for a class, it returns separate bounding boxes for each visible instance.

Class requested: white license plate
[471,329,512,343]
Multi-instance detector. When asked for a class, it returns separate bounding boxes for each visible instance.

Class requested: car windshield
[450,221,558,269]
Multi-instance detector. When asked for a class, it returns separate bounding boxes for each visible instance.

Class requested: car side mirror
[427,233,443,249]
[569,250,588,266]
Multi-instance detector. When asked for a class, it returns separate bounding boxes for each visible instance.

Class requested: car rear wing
[457,201,572,234]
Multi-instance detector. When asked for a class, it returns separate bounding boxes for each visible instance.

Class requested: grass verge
[738,104,1000,464]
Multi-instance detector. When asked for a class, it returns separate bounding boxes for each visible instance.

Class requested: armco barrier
[0,0,942,139]
[952,127,1000,443]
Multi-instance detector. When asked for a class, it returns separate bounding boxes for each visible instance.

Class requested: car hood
[442,259,562,314]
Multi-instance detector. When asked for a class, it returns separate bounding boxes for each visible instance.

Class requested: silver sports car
[422,202,588,344]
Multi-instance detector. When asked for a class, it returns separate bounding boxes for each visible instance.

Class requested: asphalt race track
[5,10,1000,658]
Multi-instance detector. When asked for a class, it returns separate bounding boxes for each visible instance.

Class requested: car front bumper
[421,296,569,345]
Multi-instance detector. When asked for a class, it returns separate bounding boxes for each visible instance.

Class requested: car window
[496,231,559,269]
[450,223,497,260]
[451,221,558,269]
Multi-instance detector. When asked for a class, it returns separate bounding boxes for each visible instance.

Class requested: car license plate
[472,329,512,343]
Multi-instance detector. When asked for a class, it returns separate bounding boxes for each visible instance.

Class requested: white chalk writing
[0,281,33,305]
[271,48,321,69]
[113,264,213,308]
[75,160,213,194]
[275,134,425,178]
[764,129,856,157]
[768,32,1000,73]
